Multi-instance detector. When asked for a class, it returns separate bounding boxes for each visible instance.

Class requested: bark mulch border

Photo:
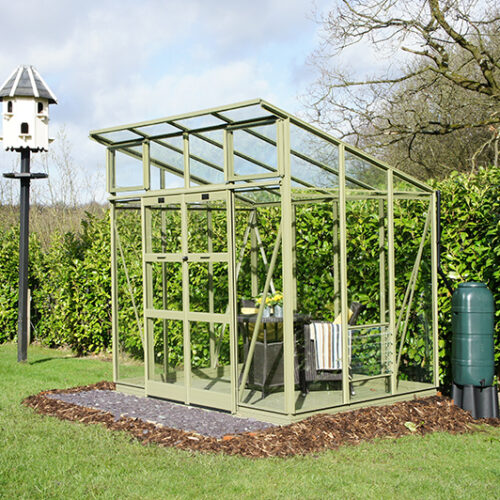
[22,381,500,458]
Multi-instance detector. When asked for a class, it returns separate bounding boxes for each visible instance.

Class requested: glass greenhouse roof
[90,99,433,196]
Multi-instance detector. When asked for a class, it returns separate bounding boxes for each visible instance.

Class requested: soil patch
[22,382,500,458]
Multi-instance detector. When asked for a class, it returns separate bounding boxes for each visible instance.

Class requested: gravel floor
[46,390,275,438]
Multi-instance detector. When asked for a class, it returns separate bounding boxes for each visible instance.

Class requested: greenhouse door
[142,190,236,411]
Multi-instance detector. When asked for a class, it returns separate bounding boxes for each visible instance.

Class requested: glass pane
[187,199,227,253]
[291,154,339,189]
[345,151,387,190]
[135,122,181,138]
[394,199,434,389]
[236,204,284,413]
[151,318,184,387]
[216,104,273,123]
[190,321,232,397]
[151,262,182,312]
[190,159,224,185]
[189,262,228,314]
[290,124,339,189]
[189,134,224,170]
[394,173,426,192]
[345,199,384,325]
[233,124,277,177]
[150,137,184,173]
[101,129,142,143]
[150,204,181,254]
[174,114,224,131]
[115,207,144,387]
[114,149,143,188]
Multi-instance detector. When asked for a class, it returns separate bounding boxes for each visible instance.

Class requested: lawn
[0,343,499,500]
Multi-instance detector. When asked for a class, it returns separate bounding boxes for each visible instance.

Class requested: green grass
[0,343,499,500]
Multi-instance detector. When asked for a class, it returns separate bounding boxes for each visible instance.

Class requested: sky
[0,0,345,203]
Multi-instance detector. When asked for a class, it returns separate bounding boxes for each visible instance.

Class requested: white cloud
[0,0,327,203]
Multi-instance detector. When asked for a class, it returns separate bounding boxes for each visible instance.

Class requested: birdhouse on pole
[0,65,57,363]
[0,65,57,151]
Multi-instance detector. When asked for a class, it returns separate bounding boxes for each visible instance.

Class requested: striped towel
[311,323,350,370]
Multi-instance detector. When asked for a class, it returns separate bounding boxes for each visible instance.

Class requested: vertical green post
[227,190,238,414]
[333,201,340,318]
[143,140,150,191]
[338,144,350,404]
[387,170,397,394]
[160,172,168,379]
[292,205,298,311]
[250,209,258,298]
[183,133,190,189]
[110,201,119,382]
[181,196,191,404]
[379,199,388,384]
[279,118,295,416]
[208,208,216,368]
[224,129,234,181]
[107,149,115,194]
[430,193,439,386]
[141,203,154,385]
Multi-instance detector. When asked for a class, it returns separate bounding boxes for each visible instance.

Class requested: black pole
[17,149,30,362]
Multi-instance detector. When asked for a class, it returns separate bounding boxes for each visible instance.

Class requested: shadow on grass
[29,356,77,365]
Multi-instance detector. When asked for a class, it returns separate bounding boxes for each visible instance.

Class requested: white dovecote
[0,65,57,152]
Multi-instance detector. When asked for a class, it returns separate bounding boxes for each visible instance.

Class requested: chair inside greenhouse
[90,99,439,424]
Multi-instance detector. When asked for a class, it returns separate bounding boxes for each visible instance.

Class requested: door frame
[141,189,238,412]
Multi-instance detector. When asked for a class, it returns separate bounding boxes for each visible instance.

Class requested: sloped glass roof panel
[189,133,224,170]
[345,151,386,190]
[233,124,277,175]
[393,172,426,192]
[233,185,281,205]
[134,122,182,138]
[291,154,339,188]
[234,156,272,177]
[214,104,275,123]
[173,113,225,131]
[150,138,184,173]
[189,159,224,185]
[101,129,143,143]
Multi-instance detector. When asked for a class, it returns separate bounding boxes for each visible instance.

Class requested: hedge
[0,167,498,387]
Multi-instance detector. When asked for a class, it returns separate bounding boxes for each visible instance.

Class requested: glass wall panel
[393,198,434,392]
[115,206,144,387]
[114,149,143,189]
[294,201,348,413]
[236,205,285,413]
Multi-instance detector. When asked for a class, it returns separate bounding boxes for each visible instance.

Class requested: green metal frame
[91,99,438,424]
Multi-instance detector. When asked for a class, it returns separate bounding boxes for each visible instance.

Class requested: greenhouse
[90,99,439,424]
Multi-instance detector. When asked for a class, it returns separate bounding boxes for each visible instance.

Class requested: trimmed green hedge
[0,167,498,387]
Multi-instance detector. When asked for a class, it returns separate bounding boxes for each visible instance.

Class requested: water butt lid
[452,282,494,313]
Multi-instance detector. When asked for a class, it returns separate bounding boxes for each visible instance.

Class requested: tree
[307,0,500,178]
